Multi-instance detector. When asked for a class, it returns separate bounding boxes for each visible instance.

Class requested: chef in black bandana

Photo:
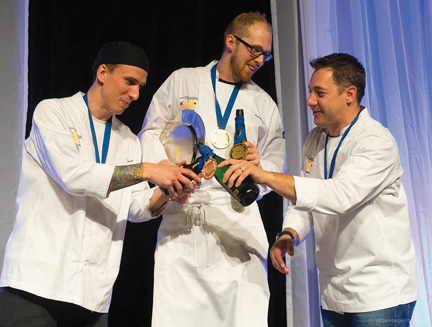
[0,41,199,327]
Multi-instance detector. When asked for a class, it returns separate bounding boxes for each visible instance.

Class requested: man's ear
[96,64,108,84]
[346,86,357,105]
[225,34,236,52]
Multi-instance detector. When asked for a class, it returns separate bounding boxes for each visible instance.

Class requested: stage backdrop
[271,0,432,326]
[0,0,28,275]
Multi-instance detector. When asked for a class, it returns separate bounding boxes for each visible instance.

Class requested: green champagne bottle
[198,144,259,207]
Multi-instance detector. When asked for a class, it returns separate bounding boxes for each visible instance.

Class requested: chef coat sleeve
[128,183,167,222]
[27,99,114,199]
[255,100,286,197]
[283,202,314,243]
[282,168,314,243]
[294,129,402,216]
[258,101,286,174]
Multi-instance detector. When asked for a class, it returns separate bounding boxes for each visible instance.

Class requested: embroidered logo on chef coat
[305,155,313,174]
[70,127,81,146]
[179,96,198,110]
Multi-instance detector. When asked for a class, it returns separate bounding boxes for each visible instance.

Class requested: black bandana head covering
[93,41,149,73]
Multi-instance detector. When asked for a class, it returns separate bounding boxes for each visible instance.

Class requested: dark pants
[321,301,416,327]
[0,287,108,327]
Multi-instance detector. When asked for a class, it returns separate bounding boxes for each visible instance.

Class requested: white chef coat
[284,107,418,313]
[0,92,162,313]
[139,61,286,326]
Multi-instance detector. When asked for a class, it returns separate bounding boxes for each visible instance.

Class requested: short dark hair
[310,53,366,103]
[92,63,119,82]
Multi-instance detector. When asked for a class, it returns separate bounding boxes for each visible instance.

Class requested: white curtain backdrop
[271,0,432,326]
[0,0,28,272]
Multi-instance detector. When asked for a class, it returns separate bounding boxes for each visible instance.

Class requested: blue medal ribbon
[196,144,214,170]
[210,63,241,130]
[198,144,214,161]
[83,94,112,164]
[324,110,361,179]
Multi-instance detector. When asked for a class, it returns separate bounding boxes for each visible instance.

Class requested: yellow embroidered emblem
[305,156,313,174]
[70,128,81,146]
[179,96,198,110]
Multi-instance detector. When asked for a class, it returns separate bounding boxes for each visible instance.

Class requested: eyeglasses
[233,35,273,62]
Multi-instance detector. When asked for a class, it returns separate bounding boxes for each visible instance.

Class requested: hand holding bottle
[157,159,201,200]
[242,141,261,166]
[218,159,267,188]
[229,109,260,166]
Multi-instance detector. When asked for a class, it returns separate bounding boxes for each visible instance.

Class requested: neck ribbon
[324,110,361,179]
[210,63,241,130]
[83,94,112,164]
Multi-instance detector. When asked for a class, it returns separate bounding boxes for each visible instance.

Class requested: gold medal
[202,157,217,180]
[229,142,248,160]
[211,129,231,149]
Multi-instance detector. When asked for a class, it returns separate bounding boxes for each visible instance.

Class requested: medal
[211,129,231,149]
[202,157,217,180]
[229,142,248,159]
[229,109,248,159]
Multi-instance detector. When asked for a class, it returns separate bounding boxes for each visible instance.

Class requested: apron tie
[185,204,210,268]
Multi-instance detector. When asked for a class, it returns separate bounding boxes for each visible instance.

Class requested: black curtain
[28,1,285,326]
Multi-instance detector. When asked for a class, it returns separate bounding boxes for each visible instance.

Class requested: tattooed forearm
[108,163,145,194]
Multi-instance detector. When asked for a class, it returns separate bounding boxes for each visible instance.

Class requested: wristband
[276,230,295,242]
[158,186,169,196]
